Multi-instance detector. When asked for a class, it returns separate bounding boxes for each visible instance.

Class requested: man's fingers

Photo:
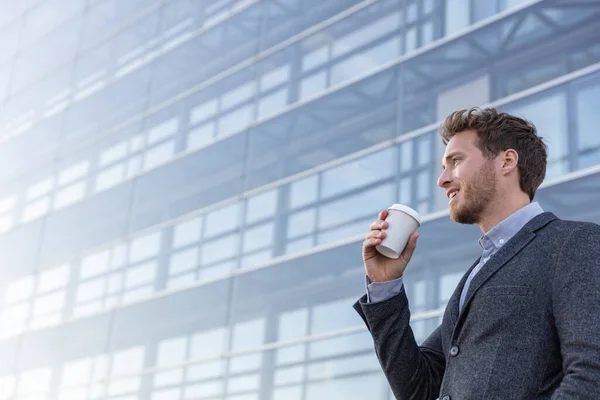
[370,219,389,230]
[378,209,388,221]
[400,232,420,260]
[366,230,386,240]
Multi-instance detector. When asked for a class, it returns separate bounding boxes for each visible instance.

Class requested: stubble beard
[450,160,498,225]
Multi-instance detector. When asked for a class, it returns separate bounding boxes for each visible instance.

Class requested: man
[353,107,600,399]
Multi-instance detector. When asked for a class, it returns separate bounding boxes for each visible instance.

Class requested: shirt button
[499,238,505,244]
[450,345,459,357]
[442,396,451,400]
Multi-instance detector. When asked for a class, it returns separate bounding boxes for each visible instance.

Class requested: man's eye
[453,158,460,166]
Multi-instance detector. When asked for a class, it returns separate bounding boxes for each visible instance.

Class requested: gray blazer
[354,212,600,399]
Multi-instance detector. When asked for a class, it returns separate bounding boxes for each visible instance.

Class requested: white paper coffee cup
[376,204,421,259]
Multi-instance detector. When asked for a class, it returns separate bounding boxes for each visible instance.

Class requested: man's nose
[437,169,451,188]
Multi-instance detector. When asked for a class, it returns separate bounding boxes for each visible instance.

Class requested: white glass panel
[278,308,308,341]
[152,388,181,400]
[26,177,54,200]
[186,361,225,381]
[205,203,240,237]
[59,162,89,185]
[311,297,361,334]
[127,155,143,178]
[33,292,65,316]
[227,374,260,393]
[305,371,384,400]
[302,46,328,72]
[322,148,395,198]
[289,175,318,209]
[184,380,222,398]
[190,328,227,359]
[257,88,287,119]
[37,265,69,293]
[332,13,400,58]
[81,250,110,279]
[143,140,175,170]
[218,105,253,138]
[96,163,125,192]
[4,276,35,303]
[157,336,187,366]
[287,209,316,239]
[190,99,218,125]
[187,122,216,150]
[0,195,17,214]
[148,118,178,145]
[245,190,277,224]
[229,353,262,373]
[106,273,123,295]
[76,278,105,303]
[222,82,255,110]
[440,271,463,305]
[100,141,128,166]
[125,261,157,288]
[172,217,202,248]
[273,386,302,400]
[111,347,145,375]
[111,244,128,269]
[129,134,145,152]
[232,319,264,350]
[129,232,162,263]
[274,366,304,385]
[200,234,239,265]
[0,375,15,399]
[22,197,51,221]
[0,215,12,234]
[300,71,327,100]
[17,368,51,396]
[242,223,274,253]
[261,65,290,91]
[54,181,86,209]
[169,248,198,275]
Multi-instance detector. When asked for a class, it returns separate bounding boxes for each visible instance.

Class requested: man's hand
[363,209,419,282]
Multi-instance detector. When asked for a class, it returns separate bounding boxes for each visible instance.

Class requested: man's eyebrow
[441,152,463,169]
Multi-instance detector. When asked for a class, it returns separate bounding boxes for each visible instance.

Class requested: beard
[450,160,497,225]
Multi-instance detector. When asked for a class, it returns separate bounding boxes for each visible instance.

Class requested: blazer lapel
[458,212,558,321]
[448,258,480,324]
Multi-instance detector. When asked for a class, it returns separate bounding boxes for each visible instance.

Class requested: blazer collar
[449,212,557,324]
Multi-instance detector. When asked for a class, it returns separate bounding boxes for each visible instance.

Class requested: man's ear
[501,149,519,175]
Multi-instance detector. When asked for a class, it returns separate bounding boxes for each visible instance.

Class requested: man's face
[437,130,498,225]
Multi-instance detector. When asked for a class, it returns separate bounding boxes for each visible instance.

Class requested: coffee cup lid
[388,204,421,224]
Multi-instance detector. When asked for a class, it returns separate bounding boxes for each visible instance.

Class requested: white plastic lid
[388,204,421,225]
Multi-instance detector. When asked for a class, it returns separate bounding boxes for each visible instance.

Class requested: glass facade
[0,0,599,399]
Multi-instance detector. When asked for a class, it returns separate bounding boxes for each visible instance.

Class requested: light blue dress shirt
[365,202,545,307]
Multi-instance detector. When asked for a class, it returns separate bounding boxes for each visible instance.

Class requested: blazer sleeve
[353,290,446,400]
[551,223,600,398]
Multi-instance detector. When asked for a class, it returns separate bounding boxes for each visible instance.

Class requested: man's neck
[478,195,531,234]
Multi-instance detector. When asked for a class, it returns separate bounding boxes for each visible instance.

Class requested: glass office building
[0,0,599,399]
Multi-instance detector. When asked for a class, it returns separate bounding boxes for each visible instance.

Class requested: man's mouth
[448,189,459,204]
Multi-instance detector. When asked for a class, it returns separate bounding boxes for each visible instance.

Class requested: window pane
[172,217,202,248]
[321,148,395,198]
[129,232,162,263]
[287,209,316,239]
[205,203,241,237]
[245,189,277,224]
[243,222,274,253]
[201,234,239,265]
[289,175,318,209]
[311,297,361,334]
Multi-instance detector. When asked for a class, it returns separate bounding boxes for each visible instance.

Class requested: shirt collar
[479,202,544,251]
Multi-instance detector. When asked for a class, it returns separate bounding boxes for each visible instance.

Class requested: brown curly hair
[439,107,547,201]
